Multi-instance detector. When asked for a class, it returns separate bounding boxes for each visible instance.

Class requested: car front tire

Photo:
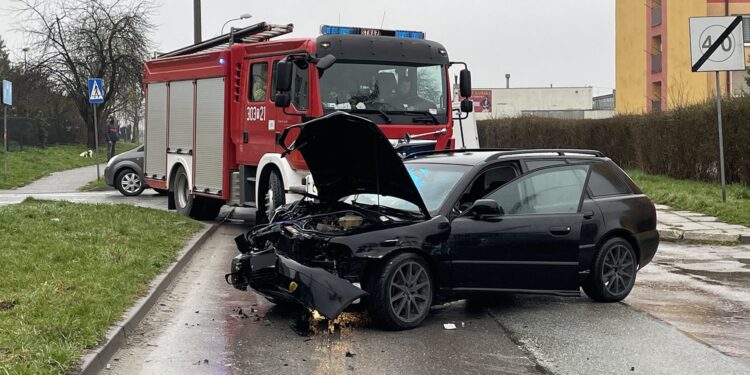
[365,253,433,330]
[115,169,145,196]
[583,237,638,302]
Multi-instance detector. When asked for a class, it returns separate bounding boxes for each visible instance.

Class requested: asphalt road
[3,174,748,374]
[100,215,750,375]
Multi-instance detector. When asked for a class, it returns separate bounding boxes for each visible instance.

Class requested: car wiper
[387,110,439,124]
[349,109,392,124]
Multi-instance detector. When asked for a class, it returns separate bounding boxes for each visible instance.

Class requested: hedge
[477,96,750,185]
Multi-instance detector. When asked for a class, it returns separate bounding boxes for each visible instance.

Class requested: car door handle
[583,210,595,219]
[549,226,571,235]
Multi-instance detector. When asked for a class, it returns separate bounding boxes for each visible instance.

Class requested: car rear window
[588,163,631,197]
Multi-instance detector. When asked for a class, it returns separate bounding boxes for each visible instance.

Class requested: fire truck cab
[142,22,473,222]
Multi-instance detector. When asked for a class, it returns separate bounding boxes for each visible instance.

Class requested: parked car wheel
[583,237,638,302]
[366,253,433,330]
[115,169,145,196]
[256,170,285,224]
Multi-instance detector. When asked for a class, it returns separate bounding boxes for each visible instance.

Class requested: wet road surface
[102,220,750,375]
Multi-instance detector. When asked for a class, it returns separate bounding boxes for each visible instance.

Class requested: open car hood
[280,111,430,219]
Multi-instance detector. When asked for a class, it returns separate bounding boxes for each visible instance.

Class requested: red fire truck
[142,22,473,223]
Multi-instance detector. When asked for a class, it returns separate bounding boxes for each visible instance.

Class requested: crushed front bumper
[226,251,366,320]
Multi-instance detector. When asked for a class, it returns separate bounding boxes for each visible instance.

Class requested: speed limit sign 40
[690,16,746,72]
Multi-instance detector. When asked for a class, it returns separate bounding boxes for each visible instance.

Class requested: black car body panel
[227,113,659,321]
[282,111,430,218]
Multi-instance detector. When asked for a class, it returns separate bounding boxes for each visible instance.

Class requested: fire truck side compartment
[167,80,195,154]
[194,77,226,194]
[145,82,167,180]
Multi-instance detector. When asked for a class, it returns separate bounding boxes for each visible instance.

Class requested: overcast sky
[0,0,615,94]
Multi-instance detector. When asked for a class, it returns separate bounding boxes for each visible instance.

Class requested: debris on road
[443,323,457,330]
[345,351,356,358]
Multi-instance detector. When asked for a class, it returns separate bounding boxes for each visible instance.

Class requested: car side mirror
[275,60,293,92]
[459,69,472,98]
[468,199,503,219]
[460,98,473,113]
[274,92,291,108]
[316,54,336,70]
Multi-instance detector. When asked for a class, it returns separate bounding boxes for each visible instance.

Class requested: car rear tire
[583,237,638,302]
[256,170,285,224]
[115,169,145,196]
[365,253,433,330]
[173,167,224,221]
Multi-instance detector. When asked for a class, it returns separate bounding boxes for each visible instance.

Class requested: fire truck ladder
[158,22,294,58]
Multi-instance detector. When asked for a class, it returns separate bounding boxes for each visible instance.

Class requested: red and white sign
[470,89,492,113]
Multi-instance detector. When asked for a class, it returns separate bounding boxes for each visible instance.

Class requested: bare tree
[14,0,152,147]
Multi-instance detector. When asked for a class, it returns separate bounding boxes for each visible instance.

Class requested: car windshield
[319,62,447,121]
[341,163,470,215]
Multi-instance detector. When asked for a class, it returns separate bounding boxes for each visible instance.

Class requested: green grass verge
[0,199,203,374]
[0,142,139,189]
[627,169,750,227]
[79,178,112,192]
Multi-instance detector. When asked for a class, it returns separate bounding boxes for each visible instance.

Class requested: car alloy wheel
[120,172,142,194]
[388,261,431,324]
[601,243,636,296]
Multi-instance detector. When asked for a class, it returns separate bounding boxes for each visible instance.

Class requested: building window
[651,36,662,73]
[651,0,662,27]
[743,16,750,43]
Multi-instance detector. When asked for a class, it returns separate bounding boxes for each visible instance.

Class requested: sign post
[88,78,104,180]
[2,80,11,182]
[690,16,746,202]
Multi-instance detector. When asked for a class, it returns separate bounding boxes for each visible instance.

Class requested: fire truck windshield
[319,62,447,124]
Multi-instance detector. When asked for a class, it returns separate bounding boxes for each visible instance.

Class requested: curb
[78,223,219,375]
[657,228,750,245]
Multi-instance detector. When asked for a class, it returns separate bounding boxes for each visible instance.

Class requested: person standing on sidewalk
[105,115,119,160]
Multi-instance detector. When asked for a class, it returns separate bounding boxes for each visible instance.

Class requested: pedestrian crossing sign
[88,78,104,104]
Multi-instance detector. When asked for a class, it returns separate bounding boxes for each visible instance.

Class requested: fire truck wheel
[174,167,195,218]
[257,170,285,224]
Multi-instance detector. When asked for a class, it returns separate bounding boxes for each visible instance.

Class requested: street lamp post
[221,13,252,35]
[22,48,28,72]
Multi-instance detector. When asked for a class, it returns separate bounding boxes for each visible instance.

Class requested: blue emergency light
[320,24,425,39]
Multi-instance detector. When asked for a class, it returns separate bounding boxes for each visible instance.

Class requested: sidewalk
[0,163,103,194]
[656,204,750,244]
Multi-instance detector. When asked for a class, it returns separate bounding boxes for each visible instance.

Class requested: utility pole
[193,0,202,44]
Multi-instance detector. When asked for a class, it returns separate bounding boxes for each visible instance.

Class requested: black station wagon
[227,112,659,330]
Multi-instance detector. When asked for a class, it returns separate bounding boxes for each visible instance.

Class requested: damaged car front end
[226,112,436,323]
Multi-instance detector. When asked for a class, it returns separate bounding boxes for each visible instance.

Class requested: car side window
[249,62,268,102]
[457,164,518,209]
[588,163,631,197]
[485,164,590,215]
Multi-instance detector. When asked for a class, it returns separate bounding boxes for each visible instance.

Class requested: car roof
[403,148,606,165]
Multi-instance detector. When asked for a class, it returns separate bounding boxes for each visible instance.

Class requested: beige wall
[665,0,711,108]
[615,0,648,113]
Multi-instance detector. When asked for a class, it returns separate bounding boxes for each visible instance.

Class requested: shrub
[477,97,750,185]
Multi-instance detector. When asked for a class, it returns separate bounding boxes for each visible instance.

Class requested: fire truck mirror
[459,69,472,98]
[316,54,336,70]
[460,98,473,113]
[274,92,291,108]
[275,61,293,92]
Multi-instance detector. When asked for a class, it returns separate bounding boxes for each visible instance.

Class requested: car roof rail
[484,149,605,161]
[403,148,518,160]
